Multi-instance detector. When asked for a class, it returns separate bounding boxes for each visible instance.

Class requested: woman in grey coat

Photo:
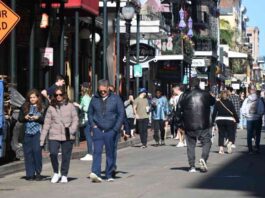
[40,86,79,183]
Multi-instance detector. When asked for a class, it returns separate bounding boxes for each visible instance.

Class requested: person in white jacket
[241,85,265,154]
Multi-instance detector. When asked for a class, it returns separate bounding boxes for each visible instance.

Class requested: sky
[243,0,265,56]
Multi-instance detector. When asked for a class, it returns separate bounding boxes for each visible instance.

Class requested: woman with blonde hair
[74,82,93,161]
[212,90,239,154]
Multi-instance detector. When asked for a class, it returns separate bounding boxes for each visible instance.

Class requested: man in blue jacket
[88,79,125,182]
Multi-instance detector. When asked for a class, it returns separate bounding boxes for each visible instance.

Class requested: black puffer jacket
[175,87,215,131]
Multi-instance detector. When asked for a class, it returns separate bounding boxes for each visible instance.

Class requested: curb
[0,134,152,177]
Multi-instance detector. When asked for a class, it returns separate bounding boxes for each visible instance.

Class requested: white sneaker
[199,159,208,172]
[231,144,236,149]
[188,167,197,173]
[176,142,185,147]
[51,173,61,183]
[80,154,93,161]
[227,142,232,154]
[106,178,114,182]
[60,176,68,183]
[90,172,102,183]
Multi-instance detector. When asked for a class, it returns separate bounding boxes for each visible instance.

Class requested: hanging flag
[0,80,3,129]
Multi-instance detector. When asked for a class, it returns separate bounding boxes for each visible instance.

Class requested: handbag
[219,100,236,122]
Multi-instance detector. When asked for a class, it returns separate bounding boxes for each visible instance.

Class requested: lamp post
[122,2,135,98]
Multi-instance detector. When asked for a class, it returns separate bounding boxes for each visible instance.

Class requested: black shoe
[35,174,43,181]
[26,176,35,181]
[111,170,116,178]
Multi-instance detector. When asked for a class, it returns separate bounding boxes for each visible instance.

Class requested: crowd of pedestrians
[16,74,265,183]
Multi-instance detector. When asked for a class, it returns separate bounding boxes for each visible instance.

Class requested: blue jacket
[88,92,125,132]
[151,96,169,120]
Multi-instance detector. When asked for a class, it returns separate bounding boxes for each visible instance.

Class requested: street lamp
[122,1,135,98]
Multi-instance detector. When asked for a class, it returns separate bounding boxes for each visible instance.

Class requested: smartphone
[29,113,33,117]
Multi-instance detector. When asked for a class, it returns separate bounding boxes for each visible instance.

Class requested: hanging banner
[0,80,3,158]
[0,80,3,129]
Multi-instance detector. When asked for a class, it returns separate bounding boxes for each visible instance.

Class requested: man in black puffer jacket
[175,78,215,173]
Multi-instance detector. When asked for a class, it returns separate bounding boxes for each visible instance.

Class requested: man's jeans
[247,119,262,151]
[185,128,212,167]
[91,128,115,179]
[137,118,149,146]
[153,119,165,142]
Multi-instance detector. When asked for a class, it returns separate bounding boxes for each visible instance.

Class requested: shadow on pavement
[187,145,265,197]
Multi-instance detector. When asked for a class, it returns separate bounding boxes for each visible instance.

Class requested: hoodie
[241,93,265,120]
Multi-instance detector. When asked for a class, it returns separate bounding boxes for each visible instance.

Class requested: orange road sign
[0,1,20,44]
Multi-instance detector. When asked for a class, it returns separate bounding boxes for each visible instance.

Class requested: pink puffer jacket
[40,102,79,145]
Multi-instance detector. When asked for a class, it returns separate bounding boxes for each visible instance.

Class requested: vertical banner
[0,80,3,157]
[0,80,3,129]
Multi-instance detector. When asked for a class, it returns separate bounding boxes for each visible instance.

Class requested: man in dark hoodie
[88,79,125,182]
[175,78,215,173]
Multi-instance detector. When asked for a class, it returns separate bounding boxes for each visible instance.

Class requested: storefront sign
[0,1,20,44]
[129,43,155,64]
[40,47,54,66]
[134,64,142,77]
[191,59,206,67]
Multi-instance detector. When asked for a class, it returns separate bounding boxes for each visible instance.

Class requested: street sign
[0,1,20,44]
[134,64,142,78]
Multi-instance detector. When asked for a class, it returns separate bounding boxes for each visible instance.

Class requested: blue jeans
[247,119,262,151]
[91,128,115,179]
[84,125,93,154]
[23,133,42,177]
[113,131,120,171]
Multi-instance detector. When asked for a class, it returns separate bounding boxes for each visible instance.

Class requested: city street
[0,129,265,198]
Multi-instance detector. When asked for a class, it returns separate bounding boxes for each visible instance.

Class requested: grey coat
[40,102,79,146]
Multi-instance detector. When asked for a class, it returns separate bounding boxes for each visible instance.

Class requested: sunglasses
[99,90,107,94]
[54,93,63,97]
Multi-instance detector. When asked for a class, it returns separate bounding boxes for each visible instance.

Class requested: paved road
[1,129,265,198]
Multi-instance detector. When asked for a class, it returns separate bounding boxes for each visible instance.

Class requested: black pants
[153,119,165,142]
[137,118,149,146]
[186,128,212,167]
[216,120,235,146]
[49,140,74,176]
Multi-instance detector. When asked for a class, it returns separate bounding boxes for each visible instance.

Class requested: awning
[228,51,248,58]
[49,0,99,16]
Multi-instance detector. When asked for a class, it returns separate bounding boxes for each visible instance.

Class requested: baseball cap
[138,87,147,94]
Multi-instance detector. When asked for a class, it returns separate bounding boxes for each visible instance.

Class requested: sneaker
[141,145,147,148]
[188,167,197,173]
[60,176,68,183]
[90,172,102,183]
[160,140,165,146]
[231,144,236,149]
[106,178,114,182]
[51,173,61,183]
[35,174,42,181]
[199,159,208,173]
[80,154,93,161]
[227,142,232,154]
[176,142,185,147]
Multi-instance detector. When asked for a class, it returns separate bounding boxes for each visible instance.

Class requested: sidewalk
[0,131,153,177]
